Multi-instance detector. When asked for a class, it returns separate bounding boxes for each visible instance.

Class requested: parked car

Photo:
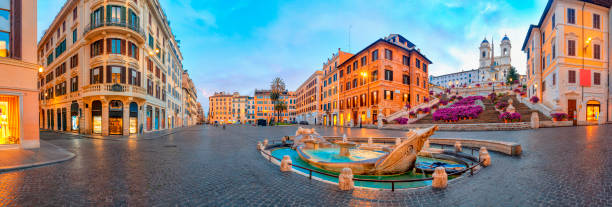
[299,121,309,125]
[257,119,267,126]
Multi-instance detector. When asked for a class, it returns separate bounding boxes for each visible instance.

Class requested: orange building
[338,34,431,126]
[295,70,323,125]
[254,90,296,124]
[0,0,39,149]
[321,49,353,126]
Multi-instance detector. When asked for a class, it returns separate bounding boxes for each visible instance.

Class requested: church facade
[430,35,512,87]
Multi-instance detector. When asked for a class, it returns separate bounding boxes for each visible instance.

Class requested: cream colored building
[38,0,189,136]
[182,70,197,126]
[295,70,323,125]
[0,0,39,149]
[522,0,610,125]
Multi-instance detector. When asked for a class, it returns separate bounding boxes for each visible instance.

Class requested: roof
[521,0,611,51]
[502,35,510,41]
[337,37,432,68]
[482,38,489,44]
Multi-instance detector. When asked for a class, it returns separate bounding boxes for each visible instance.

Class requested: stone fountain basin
[296,145,387,175]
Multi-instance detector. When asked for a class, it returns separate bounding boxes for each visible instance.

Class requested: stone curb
[0,141,76,173]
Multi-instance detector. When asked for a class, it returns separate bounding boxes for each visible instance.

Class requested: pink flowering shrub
[488,93,496,100]
[495,101,509,110]
[424,97,429,102]
[530,96,539,103]
[499,112,521,122]
[513,88,521,93]
[476,83,481,87]
[551,113,568,121]
[394,117,409,124]
[432,96,485,121]
[409,111,416,117]
[422,107,431,113]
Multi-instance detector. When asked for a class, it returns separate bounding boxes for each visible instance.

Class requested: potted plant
[488,92,497,101]
[551,113,568,121]
[424,97,429,102]
[393,117,409,125]
[475,83,481,87]
[409,112,416,118]
[530,96,539,103]
[499,112,521,123]
[422,107,431,114]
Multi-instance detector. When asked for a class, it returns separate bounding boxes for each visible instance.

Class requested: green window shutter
[121,6,126,24]
[106,5,111,23]
[128,9,133,25]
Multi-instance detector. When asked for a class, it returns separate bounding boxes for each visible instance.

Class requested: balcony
[83,20,146,42]
[82,83,147,99]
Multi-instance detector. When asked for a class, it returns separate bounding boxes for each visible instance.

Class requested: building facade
[522,0,610,125]
[181,70,197,126]
[338,34,432,126]
[208,92,233,124]
[430,37,512,87]
[295,70,322,124]
[38,0,189,136]
[0,0,39,149]
[254,90,296,124]
[321,49,352,126]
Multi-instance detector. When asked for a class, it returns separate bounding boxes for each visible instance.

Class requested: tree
[506,67,519,85]
[270,77,286,125]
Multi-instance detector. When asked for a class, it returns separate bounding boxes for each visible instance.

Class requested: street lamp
[38,66,43,73]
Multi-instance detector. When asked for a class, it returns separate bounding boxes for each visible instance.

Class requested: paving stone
[0,125,609,206]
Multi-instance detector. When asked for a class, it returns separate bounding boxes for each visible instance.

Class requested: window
[593,14,600,29]
[55,62,66,76]
[403,75,410,85]
[353,61,358,70]
[423,63,427,73]
[361,56,367,66]
[108,5,125,23]
[352,79,357,88]
[55,82,67,96]
[403,93,409,102]
[110,66,123,83]
[339,70,343,78]
[372,49,378,61]
[345,82,350,91]
[347,65,351,74]
[552,43,556,59]
[0,0,10,57]
[128,9,140,29]
[90,67,103,84]
[552,13,555,30]
[69,55,78,68]
[384,90,393,100]
[72,29,77,43]
[47,53,54,65]
[594,72,600,85]
[55,39,66,58]
[403,55,409,66]
[371,70,377,82]
[91,7,104,26]
[416,59,421,68]
[384,70,393,81]
[110,38,122,54]
[90,39,103,57]
[542,32,545,43]
[148,34,154,48]
[568,70,576,83]
[70,76,78,92]
[73,7,77,20]
[384,49,392,60]
[594,44,600,59]
[128,42,139,59]
[542,81,546,92]
[567,40,575,56]
[552,73,556,85]
[567,8,575,24]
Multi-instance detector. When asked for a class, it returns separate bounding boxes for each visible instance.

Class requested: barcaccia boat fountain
[290,126,438,175]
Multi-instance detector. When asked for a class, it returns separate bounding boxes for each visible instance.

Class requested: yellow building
[254,90,296,124]
[208,92,253,124]
[38,0,188,136]
[522,0,610,125]
[321,49,352,126]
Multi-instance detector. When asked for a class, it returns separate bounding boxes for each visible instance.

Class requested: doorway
[586,100,600,122]
[567,99,576,125]
[108,100,123,135]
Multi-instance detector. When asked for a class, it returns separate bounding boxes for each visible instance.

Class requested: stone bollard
[280,155,292,172]
[423,140,430,149]
[431,167,447,189]
[396,138,402,146]
[530,112,540,129]
[454,141,462,152]
[479,147,491,167]
[338,167,354,190]
[263,139,269,148]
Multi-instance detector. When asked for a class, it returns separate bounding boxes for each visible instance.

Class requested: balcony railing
[82,83,147,96]
[83,19,146,38]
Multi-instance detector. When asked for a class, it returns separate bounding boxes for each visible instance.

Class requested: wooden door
[567,99,576,125]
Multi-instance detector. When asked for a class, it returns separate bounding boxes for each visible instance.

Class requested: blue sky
[38,0,548,113]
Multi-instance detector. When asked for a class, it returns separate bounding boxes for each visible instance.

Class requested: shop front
[586,100,600,122]
[0,95,20,146]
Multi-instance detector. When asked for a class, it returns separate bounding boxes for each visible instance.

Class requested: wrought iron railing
[260,140,484,191]
[83,19,146,38]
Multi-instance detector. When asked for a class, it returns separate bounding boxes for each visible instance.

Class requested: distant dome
[502,35,510,41]
[481,38,489,44]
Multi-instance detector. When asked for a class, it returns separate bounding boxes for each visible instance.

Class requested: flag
[580,69,591,87]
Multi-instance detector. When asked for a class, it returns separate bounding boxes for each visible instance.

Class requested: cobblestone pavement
[0,125,610,206]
